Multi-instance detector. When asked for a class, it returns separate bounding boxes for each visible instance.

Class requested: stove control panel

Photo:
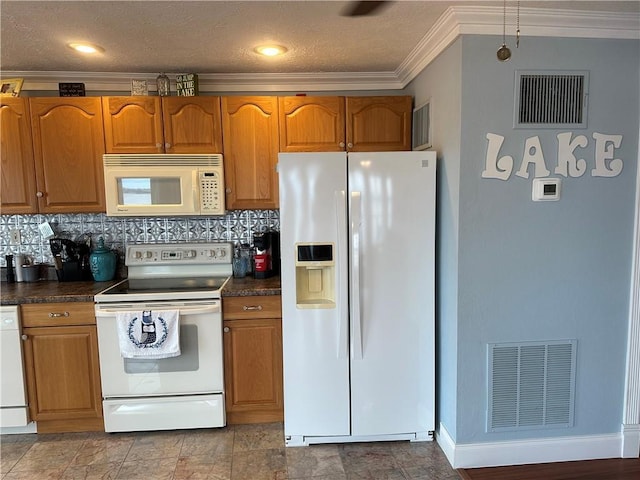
[126,242,233,266]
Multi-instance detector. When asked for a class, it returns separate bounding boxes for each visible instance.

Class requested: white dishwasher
[0,305,30,429]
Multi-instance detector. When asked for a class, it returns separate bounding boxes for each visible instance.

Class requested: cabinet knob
[21,334,28,341]
[156,143,163,150]
[347,142,354,149]
[339,142,345,148]
[165,143,171,149]
[226,188,232,194]
[36,191,44,198]
[223,327,230,333]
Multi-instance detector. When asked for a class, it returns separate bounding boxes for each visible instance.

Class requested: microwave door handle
[193,176,200,213]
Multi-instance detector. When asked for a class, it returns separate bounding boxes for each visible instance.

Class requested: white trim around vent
[514,70,589,129]
[487,340,577,432]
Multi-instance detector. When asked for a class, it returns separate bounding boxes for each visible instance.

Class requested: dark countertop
[0,275,281,305]
[222,275,281,297]
[0,280,120,305]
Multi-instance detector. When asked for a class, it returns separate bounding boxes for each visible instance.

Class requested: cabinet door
[279,96,346,152]
[346,96,413,151]
[162,96,223,153]
[29,98,106,213]
[0,97,38,214]
[223,318,283,424]
[102,96,164,153]
[222,96,279,209]
[22,324,103,430]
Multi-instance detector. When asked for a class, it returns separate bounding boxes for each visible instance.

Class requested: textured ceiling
[1,1,638,79]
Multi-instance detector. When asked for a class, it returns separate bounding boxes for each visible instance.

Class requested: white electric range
[94,242,232,433]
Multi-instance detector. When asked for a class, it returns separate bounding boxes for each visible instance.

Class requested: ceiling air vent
[515,70,589,129]
[412,100,431,151]
[487,340,576,432]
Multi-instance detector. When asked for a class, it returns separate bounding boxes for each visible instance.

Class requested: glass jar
[233,255,247,278]
[156,73,170,96]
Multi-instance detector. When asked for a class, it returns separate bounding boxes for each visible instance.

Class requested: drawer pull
[242,305,263,311]
[49,312,70,318]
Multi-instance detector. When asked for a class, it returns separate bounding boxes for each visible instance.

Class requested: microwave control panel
[199,170,225,214]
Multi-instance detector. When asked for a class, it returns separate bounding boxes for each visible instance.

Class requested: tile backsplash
[0,210,279,267]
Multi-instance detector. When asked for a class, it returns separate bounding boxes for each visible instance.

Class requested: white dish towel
[116,309,181,359]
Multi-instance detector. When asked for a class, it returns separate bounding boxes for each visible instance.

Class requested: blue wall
[407,34,639,445]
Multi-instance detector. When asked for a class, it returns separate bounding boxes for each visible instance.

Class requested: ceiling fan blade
[341,1,392,17]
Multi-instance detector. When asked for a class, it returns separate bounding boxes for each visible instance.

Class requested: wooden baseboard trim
[226,410,284,425]
[35,417,104,434]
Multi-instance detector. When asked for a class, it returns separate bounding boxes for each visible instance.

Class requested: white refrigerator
[278,151,436,446]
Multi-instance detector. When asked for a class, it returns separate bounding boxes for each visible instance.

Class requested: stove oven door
[94,300,223,397]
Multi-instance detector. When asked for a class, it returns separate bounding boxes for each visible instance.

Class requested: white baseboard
[621,423,640,457]
[435,422,627,469]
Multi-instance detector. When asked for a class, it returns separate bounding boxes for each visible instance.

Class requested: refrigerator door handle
[350,191,363,360]
[336,190,348,360]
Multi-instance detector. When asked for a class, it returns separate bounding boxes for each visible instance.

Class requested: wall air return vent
[515,70,589,129]
[412,99,431,151]
[487,340,576,432]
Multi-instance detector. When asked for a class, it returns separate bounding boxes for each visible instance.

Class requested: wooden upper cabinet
[222,96,279,210]
[102,96,222,154]
[278,95,412,152]
[102,96,164,153]
[0,97,38,214]
[346,96,413,151]
[29,97,106,213]
[278,96,346,152]
[162,97,223,153]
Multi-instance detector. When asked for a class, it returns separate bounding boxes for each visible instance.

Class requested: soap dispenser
[89,237,117,282]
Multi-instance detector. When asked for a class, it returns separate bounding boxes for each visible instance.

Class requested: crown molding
[10,70,404,94]
[6,6,638,93]
[396,5,640,87]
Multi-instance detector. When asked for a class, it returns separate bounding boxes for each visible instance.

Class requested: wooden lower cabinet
[222,295,283,424]
[21,302,104,433]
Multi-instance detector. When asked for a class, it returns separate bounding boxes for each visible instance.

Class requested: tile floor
[0,423,462,479]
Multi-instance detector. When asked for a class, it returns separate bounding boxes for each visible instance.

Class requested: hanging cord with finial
[503,0,507,45]
[516,0,520,48]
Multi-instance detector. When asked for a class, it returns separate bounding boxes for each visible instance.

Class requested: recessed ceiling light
[67,42,105,54]
[254,45,288,57]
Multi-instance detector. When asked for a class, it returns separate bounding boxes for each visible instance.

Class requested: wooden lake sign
[176,73,198,96]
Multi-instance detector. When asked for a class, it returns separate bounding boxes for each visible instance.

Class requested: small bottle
[156,73,170,96]
[5,255,15,284]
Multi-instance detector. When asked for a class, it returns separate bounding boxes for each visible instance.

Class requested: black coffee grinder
[252,230,280,279]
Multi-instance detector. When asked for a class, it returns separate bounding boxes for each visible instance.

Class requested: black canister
[5,255,15,283]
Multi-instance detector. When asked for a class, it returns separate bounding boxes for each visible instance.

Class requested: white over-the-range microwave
[103,154,225,216]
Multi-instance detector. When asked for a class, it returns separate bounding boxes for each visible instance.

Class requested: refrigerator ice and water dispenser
[295,243,335,308]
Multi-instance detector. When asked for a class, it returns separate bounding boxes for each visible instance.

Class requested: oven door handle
[95,304,220,317]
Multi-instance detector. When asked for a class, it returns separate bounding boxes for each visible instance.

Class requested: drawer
[223,295,281,320]
[21,302,96,327]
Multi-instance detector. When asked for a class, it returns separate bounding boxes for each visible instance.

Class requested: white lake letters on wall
[482,132,624,180]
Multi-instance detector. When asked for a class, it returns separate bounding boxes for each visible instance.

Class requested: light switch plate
[532,178,561,201]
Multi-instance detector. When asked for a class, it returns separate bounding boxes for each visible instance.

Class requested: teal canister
[89,237,116,281]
